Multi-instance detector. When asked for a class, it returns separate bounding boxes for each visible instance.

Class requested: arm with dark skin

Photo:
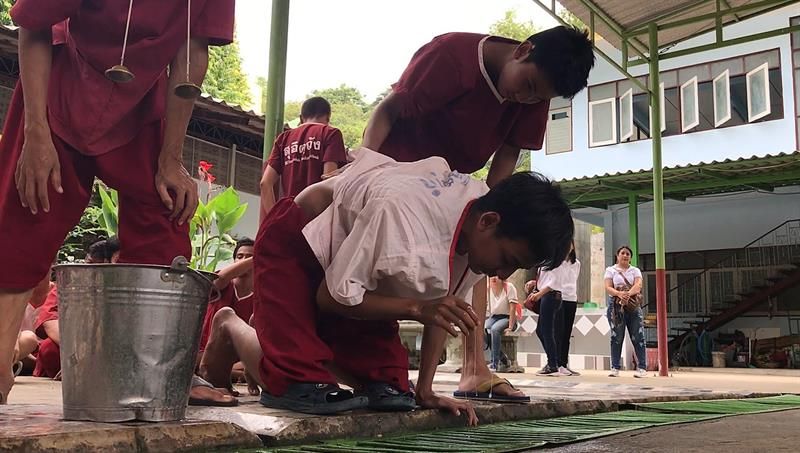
[486,143,521,188]
[259,165,279,222]
[14,26,61,215]
[213,257,253,291]
[155,38,209,225]
[361,93,402,151]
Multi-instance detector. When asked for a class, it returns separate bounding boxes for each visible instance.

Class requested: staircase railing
[643,219,800,313]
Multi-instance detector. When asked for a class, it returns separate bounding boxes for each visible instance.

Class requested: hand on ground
[416,392,478,426]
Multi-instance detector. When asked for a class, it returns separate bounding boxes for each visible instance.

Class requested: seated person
[201,149,573,424]
[33,238,121,378]
[12,274,52,376]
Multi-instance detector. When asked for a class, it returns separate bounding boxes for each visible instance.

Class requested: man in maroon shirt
[362,26,594,401]
[0,0,235,403]
[259,97,348,221]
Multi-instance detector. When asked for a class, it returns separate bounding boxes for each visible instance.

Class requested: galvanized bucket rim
[53,263,219,281]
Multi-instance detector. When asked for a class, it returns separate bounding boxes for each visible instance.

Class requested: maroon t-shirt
[380,32,550,173]
[267,123,348,197]
[11,0,235,155]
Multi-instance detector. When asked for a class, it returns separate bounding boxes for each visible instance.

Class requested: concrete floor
[553,408,800,452]
[2,369,799,452]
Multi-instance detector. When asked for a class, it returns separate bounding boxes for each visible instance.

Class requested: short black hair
[525,25,595,99]
[234,237,255,257]
[86,240,108,262]
[301,96,331,119]
[106,236,121,259]
[615,245,633,263]
[473,172,574,271]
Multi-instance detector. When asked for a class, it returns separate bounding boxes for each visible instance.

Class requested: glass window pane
[747,63,770,121]
[663,87,681,136]
[711,58,744,77]
[713,70,731,127]
[619,90,633,141]
[679,65,711,84]
[590,99,616,145]
[660,70,678,89]
[681,78,699,131]
[589,83,616,101]
[745,49,780,72]
[550,96,571,110]
[618,76,648,96]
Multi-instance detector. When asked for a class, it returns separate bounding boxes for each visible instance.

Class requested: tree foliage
[202,39,253,109]
[0,0,13,26]
[488,9,540,42]
[284,84,372,149]
[256,76,268,114]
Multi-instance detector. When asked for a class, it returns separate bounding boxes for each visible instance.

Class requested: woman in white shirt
[553,246,581,376]
[485,277,519,371]
[604,245,647,378]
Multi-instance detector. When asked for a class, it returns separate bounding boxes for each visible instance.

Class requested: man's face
[496,42,557,104]
[235,245,254,261]
[464,212,536,279]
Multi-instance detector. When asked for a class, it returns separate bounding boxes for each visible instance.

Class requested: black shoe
[536,365,561,376]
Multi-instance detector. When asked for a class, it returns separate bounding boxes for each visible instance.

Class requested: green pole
[263,0,290,161]
[628,194,639,267]
[649,23,669,377]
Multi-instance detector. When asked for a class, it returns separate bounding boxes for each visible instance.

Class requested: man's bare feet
[189,385,237,406]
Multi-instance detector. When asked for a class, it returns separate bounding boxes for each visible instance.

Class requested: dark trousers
[535,292,562,368]
[554,301,577,368]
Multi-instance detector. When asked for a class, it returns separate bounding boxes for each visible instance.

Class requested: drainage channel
[234,395,800,453]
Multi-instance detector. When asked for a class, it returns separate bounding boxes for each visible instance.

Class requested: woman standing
[553,245,581,376]
[604,245,647,378]
[485,277,519,371]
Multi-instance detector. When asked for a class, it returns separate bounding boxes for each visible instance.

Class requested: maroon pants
[0,84,190,289]
[253,198,410,396]
[33,338,60,378]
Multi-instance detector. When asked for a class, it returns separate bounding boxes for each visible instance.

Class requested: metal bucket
[54,257,212,422]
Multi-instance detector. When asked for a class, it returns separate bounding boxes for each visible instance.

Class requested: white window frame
[746,62,771,122]
[681,76,700,132]
[619,88,634,141]
[589,97,617,147]
[712,69,731,127]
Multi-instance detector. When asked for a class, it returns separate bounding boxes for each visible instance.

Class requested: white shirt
[538,260,581,302]
[303,148,489,306]
[604,265,642,288]
[488,283,518,316]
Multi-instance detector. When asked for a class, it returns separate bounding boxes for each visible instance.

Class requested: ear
[513,41,533,61]
[477,211,501,232]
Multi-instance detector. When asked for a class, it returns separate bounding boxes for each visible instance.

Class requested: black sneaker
[536,365,562,376]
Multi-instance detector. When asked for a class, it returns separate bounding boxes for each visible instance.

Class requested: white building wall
[532,4,800,181]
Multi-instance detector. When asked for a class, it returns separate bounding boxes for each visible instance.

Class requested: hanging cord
[119,0,135,66]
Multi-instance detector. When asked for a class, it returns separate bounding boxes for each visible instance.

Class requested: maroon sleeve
[266,133,286,174]
[34,286,59,340]
[11,0,82,31]
[391,35,470,118]
[322,128,348,165]
[505,101,550,150]
[194,0,235,46]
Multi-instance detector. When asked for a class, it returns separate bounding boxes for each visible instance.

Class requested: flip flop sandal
[189,375,239,407]
[12,361,23,377]
[259,383,368,415]
[453,374,531,403]
[357,382,416,412]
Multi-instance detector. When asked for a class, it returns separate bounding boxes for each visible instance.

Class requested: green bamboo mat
[250,395,800,453]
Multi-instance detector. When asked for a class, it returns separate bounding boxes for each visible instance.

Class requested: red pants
[0,84,191,289]
[253,198,409,396]
[33,338,61,378]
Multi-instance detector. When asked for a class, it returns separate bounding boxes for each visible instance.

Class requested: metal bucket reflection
[54,258,211,422]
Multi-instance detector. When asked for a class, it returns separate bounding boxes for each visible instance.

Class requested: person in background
[551,242,581,376]
[527,262,565,376]
[604,245,647,378]
[259,97,348,221]
[485,277,518,371]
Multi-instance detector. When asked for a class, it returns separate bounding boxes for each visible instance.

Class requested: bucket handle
[163,256,222,303]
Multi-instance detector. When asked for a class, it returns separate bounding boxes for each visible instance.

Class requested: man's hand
[416,392,478,426]
[15,125,62,215]
[155,156,198,225]
[415,296,478,337]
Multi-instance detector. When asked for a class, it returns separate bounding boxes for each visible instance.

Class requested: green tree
[256,76,268,114]
[0,0,14,26]
[557,7,586,30]
[489,9,540,42]
[283,100,301,124]
[311,84,368,110]
[285,84,371,149]
[202,39,253,109]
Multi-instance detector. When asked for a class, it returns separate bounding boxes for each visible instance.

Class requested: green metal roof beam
[700,168,775,191]
[628,22,800,65]
[577,0,651,59]
[625,0,794,36]
[571,169,800,203]
[531,0,651,93]
[624,0,710,32]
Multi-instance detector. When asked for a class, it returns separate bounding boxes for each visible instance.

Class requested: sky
[234,0,558,107]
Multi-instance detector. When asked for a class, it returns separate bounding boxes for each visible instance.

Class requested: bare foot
[0,371,13,404]
[189,385,236,405]
[458,370,525,397]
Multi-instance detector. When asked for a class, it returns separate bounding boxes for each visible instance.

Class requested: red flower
[198,160,216,184]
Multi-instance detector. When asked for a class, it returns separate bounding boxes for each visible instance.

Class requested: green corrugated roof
[559,152,800,208]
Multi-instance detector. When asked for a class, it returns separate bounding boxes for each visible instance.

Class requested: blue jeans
[607,299,647,370]
[485,315,509,368]
[535,292,562,368]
